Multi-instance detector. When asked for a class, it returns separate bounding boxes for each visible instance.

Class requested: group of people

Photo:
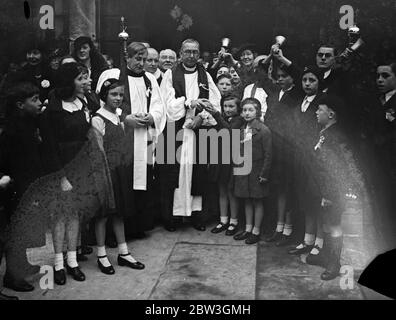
[0,32,395,300]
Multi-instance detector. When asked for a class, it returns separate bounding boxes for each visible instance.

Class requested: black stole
[171,63,210,196]
[120,68,153,115]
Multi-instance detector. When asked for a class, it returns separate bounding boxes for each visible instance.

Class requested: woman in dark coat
[72,36,108,91]
[232,98,272,244]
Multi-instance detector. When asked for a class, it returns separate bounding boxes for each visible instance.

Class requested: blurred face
[229,66,240,81]
[376,66,396,94]
[276,69,294,90]
[18,94,42,116]
[26,50,42,66]
[159,51,176,70]
[50,57,61,70]
[81,72,92,93]
[316,47,336,70]
[302,72,319,96]
[127,50,148,74]
[316,104,334,126]
[242,103,257,122]
[73,72,85,96]
[217,77,232,96]
[77,43,91,61]
[145,49,159,74]
[240,49,254,67]
[203,52,211,63]
[181,42,200,68]
[105,86,124,112]
[223,99,239,117]
[216,66,229,79]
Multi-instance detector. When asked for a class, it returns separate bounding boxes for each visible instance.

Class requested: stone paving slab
[256,243,364,300]
[148,242,257,300]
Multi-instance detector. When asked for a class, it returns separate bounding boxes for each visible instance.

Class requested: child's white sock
[283,224,293,236]
[54,253,64,271]
[245,224,253,232]
[118,243,137,263]
[276,222,285,233]
[310,237,324,255]
[304,233,315,246]
[220,216,229,225]
[67,251,78,268]
[252,227,260,235]
[228,218,238,230]
[97,246,111,267]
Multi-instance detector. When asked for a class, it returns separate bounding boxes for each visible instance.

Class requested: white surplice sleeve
[146,73,166,138]
[160,69,186,121]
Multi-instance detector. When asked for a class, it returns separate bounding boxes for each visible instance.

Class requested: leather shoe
[225,224,238,236]
[105,239,118,249]
[193,224,206,231]
[97,256,115,275]
[164,223,177,232]
[118,254,145,270]
[3,274,34,292]
[0,291,18,300]
[53,268,66,285]
[211,222,228,234]
[66,265,86,281]
[233,231,251,241]
[288,243,313,255]
[80,245,93,255]
[77,253,88,262]
[245,233,260,244]
[265,231,283,242]
[306,246,327,267]
[275,234,293,247]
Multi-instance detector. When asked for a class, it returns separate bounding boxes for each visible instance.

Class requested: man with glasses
[160,38,221,232]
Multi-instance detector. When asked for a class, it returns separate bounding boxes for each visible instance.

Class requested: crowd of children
[0,34,395,300]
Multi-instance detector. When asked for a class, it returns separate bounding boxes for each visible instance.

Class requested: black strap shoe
[265,231,283,242]
[245,233,260,244]
[193,224,206,231]
[97,255,115,275]
[66,264,86,281]
[233,231,251,241]
[53,267,66,285]
[3,274,34,292]
[211,222,228,234]
[288,243,314,255]
[225,224,238,236]
[275,234,293,247]
[117,253,145,270]
[0,291,19,300]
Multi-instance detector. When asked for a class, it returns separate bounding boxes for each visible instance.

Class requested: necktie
[301,98,310,112]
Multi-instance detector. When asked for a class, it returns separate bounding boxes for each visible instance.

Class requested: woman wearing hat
[42,62,114,285]
[72,36,108,91]
[91,79,145,274]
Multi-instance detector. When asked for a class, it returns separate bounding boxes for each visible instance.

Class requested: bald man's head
[159,49,177,71]
[145,48,159,74]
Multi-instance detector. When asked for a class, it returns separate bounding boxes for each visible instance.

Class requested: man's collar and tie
[279,84,295,101]
[301,94,316,112]
[380,89,396,105]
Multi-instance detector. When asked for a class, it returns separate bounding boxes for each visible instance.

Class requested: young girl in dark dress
[92,79,144,274]
[204,95,244,236]
[232,98,272,244]
[43,62,113,285]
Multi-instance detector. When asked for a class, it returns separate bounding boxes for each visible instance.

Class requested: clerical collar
[127,68,144,77]
[182,64,197,74]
